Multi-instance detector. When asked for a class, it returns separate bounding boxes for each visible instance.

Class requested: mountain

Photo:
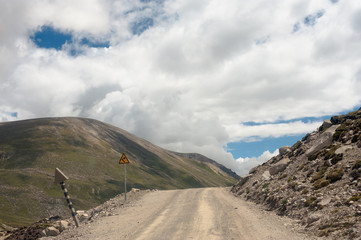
[231,108,361,239]
[0,117,239,227]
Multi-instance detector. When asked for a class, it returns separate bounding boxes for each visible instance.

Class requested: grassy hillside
[0,117,238,226]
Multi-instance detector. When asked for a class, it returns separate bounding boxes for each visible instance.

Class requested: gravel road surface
[47,188,318,240]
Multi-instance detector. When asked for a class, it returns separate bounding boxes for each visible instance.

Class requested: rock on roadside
[3,189,151,240]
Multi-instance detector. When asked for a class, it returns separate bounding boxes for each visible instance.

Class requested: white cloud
[1,0,361,176]
[28,0,111,35]
[236,149,279,176]
[226,121,323,143]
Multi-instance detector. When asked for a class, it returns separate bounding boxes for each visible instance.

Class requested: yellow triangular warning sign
[119,153,130,164]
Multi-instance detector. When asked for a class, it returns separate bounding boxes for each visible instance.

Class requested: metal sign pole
[119,153,129,202]
[124,164,127,201]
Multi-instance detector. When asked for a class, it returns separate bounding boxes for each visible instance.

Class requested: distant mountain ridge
[173,152,240,180]
[231,108,361,239]
[0,117,239,227]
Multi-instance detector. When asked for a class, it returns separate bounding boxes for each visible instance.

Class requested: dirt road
[51,188,317,240]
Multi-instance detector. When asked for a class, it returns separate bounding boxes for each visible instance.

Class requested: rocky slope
[0,117,239,227]
[1,188,147,240]
[232,108,361,239]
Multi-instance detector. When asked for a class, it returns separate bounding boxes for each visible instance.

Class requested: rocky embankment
[1,188,148,240]
[232,108,361,239]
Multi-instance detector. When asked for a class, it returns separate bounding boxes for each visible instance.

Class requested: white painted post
[54,168,79,227]
[60,182,80,227]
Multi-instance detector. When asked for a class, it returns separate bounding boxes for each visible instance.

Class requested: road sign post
[54,168,80,227]
[124,164,127,201]
[119,153,130,201]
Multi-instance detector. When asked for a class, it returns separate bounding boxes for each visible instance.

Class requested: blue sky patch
[227,135,304,159]
[31,26,110,52]
[304,10,325,26]
[293,10,325,32]
[80,38,110,48]
[31,26,72,50]
[131,17,154,35]
[293,23,301,33]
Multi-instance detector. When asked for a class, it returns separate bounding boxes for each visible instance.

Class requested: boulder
[330,116,341,124]
[305,125,339,157]
[76,211,89,222]
[236,174,252,187]
[262,170,271,180]
[269,158,290,175]
[320,120,332,130]
[45,227,60,236]
[307,213,323,225]
[319,197,331,206]
[41,230,47,237]
[59,220,70,231]
[335,145,353,154]
[249,166,258,174]
[279,146,291,156]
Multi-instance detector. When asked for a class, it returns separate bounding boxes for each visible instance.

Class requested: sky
[1,0,361,176]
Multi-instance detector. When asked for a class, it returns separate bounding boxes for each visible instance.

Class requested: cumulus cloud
[1,0,361,175]
[236,149,279,176]
[28,0,111,35]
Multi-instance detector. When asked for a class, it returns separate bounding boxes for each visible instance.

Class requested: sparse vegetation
[353,160,361,169]
[308,152,319,161]
[324,145,340,160]
[346,194,361,204]
[278,173,287,180]
[318,221,355,237]
[301,188,309,195]
[326,168,344,183]
[288,181,297,190]
[305,196,318,207]
[291,141,302,151]
[298,163,305,171]
[333,124,348,142]
[311,166,328,183]
[331,153,343,165]
[313,179,330,190]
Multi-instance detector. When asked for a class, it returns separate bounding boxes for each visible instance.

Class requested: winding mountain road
[52,188,316,240]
